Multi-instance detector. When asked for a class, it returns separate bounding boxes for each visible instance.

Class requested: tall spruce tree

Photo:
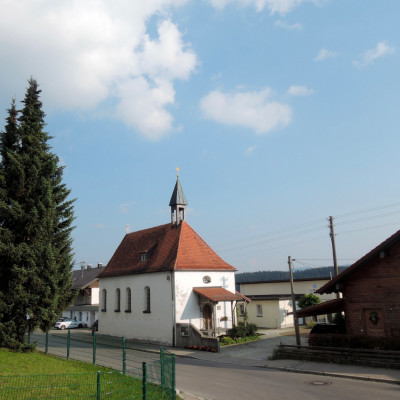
[0,78,75,348]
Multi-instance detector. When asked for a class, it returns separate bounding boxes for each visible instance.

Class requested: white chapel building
[98,175,240,347]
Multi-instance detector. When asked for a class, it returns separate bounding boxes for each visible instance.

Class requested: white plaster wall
[91,287,99,305]
[174,271,236,330]
[279,299,294,328]
[99,272,173,345]
[247,300,279,328]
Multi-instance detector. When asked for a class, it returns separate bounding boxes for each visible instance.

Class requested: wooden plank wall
[343,240,400,337]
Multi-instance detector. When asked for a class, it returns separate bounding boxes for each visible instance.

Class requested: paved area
[40,328,400,400]
[172,328,400,399]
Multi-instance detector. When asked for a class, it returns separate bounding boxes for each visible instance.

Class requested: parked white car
[54,318,87,330]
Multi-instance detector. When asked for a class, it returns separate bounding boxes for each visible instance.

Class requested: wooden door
[203,304,212,330]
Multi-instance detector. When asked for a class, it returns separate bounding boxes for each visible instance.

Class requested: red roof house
[98,175,240,348]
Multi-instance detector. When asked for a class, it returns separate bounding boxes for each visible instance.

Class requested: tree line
[235,266,348,283]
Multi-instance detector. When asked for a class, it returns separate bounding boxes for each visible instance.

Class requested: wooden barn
[297,229,400,338]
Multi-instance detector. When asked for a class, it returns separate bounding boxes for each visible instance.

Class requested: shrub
[306,321,316,329]
[227,323,258,339]
[220,336,235,345]
[246,323,258,336]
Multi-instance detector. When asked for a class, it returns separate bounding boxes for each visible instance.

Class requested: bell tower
[169,168,188,226]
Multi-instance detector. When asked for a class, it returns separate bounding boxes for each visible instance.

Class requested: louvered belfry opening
[169,175,188,226]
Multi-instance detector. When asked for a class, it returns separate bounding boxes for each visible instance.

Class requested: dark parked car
[309,323,346,335]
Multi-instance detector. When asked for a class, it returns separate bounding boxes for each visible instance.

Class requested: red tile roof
[193,287,242,302]
[99,221,236,278]
[235,291,252,303]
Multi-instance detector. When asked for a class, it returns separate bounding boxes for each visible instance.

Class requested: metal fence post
[122,337,126,375]
[97,371,101,400]
[171,354,175,400]
[45,331,48,354]
[160,346,165,388]
[93,332,96,365]
[67,329,70,360]
[142,362,147,400]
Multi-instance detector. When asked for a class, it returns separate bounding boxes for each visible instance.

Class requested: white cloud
[0,1,196,141]
[287,85,314,96]
[245,145,256,155]
[200,88,292,134]
[314,48,338,62]
[353,41,395,68]
[94,223,106,230]
[118,201,137,214]
[209,0,318,14]
[274,20,303,30]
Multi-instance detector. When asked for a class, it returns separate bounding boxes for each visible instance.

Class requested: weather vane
[176,167,180,177]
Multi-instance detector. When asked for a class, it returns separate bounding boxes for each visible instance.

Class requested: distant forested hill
[235,266,348,283]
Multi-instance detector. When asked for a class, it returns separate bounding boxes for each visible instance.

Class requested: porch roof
[296,298,345,318]
[194,287,242,302]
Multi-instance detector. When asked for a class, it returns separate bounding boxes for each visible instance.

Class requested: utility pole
[288,256,301,346]
[329,216,340,299]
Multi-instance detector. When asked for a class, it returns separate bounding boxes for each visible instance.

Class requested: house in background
[98,175,241,347]
[238,278,336,328]
[298,229,400,338]
[62,264,105,328]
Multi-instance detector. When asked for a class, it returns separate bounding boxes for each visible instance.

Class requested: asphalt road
[175,358,400,400]
[31,331,400,400]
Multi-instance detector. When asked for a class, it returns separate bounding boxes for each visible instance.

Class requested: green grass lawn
[0,348,176,399]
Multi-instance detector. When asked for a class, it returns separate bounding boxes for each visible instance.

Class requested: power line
[337,220,400,236]
[215,201,400,253]
[213,201,400,260]
[335,201,400,219]
[335,209,400,227]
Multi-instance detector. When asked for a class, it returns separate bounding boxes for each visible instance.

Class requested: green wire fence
[0,366,175,399]
[1,331,176,399]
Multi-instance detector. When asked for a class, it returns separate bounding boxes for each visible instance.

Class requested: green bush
[227,323,258,339]
[306,321,316,329]
[246,323,258,336]
[220,334,259,346]
[220,336,235,345]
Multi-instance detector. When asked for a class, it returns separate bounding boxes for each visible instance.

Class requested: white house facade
[239,278,337,328]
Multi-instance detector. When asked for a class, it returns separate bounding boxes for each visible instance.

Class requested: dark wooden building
[297,229,400,338]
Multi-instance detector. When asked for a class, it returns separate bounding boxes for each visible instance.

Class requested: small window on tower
[140,252,148,262]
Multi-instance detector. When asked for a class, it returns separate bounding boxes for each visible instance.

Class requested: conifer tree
[0,78,75,348]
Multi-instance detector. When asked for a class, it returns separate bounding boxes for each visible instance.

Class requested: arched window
[143,286,151,313]
[125,288,132,312]
[115,288,121,312]
[102,289,107,312]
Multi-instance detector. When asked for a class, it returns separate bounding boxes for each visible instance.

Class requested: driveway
[219,328,308,360]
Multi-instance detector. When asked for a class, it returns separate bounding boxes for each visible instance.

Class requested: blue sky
[1,0,400,273]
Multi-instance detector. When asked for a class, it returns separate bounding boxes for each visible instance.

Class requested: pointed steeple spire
[170,168,188,226]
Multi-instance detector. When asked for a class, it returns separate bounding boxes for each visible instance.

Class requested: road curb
[176,353,400,386]
[263,365,400,386]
